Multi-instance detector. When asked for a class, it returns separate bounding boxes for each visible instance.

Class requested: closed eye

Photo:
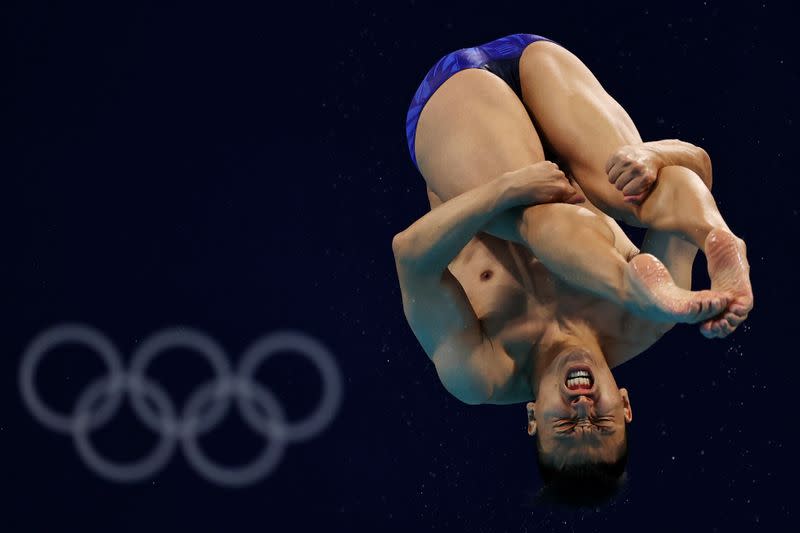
[554,416,615,433]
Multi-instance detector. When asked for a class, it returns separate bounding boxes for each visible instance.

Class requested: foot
[700,228,753,338]
[624,253,729,323]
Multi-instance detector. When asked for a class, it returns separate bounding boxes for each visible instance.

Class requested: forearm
[394,179,510,273]
[643,139,712,189]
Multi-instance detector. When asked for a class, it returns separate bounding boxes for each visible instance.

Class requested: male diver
[392,34,752,501]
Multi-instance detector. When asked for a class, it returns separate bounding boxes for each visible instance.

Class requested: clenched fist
[499,161,585,208]
[605,144,663,204]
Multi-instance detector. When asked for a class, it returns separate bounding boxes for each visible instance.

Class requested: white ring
[19,324,343,486]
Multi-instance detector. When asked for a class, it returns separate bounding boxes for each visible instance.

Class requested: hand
[605,144,663,204]
[500,161,585,208]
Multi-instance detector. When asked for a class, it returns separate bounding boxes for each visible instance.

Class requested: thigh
[416,68,637,257]
[518,40,643,225]
[414,68,546,202]
[426,186,443,209]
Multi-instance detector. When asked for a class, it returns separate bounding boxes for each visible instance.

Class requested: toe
[717,321,734,337]
[700,321,715,338]
[728,311,749,328]
[731,303,750,317]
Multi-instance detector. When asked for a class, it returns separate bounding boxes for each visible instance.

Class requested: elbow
[391,231,406,256]
[442,377,490,406]
[392,230,425,270]
[392,231,414,264]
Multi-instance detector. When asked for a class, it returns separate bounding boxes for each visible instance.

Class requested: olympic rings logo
[19,324,343,487]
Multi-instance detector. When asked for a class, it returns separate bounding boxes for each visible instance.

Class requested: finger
[604,154,618,175]
[622,174,655,196]
[566,193,586,204]
[540,185,576,204]
[624,192,648,204]
[614,169,640,191]
[558,184,578,199]
[607,160,627,184]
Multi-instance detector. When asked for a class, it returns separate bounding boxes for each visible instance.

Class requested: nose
[571,395,594,416]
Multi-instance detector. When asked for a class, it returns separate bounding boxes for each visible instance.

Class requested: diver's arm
[569,139,713,263]
[392,182,510,405]
[394,184,508,279]
[605,139,712,203]
[392,163,578,404]
[646,139,712,186]
[393,162,577,276]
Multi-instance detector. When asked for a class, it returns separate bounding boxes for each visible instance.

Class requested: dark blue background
[6,0,798,530]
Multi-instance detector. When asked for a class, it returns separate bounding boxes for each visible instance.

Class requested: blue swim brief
[405,33,555,172]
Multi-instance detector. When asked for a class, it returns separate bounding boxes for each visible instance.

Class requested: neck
[528,321,604,399]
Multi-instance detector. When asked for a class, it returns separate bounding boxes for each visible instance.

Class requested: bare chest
[450,234,631,358]
[449,235,553,358]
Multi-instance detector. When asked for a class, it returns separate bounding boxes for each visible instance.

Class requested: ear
[526,402,537,436]
[619,388,633,423]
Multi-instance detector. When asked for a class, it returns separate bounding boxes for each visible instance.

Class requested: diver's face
[526,347,632,467]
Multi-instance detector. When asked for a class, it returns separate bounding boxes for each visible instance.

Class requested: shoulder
[432,333,521,405]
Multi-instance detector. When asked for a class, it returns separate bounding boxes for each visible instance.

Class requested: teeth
[567,370,590,379]
[566,377,591,388]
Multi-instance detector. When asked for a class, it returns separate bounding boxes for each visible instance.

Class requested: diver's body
[394,157,709,406]
[404,35,752,339]
[393,35,753,461]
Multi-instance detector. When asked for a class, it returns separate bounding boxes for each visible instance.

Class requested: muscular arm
[392,177,524,404]
[641,139,712,187]
[607,138,712,196]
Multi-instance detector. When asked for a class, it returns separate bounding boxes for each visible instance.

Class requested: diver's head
[526,344,632,504]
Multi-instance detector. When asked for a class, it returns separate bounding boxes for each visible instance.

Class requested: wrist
[494,172,522,210]
[646,139,712,190]
[641,141,670,169]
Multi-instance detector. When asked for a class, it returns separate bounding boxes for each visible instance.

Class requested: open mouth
[565,367,594,391]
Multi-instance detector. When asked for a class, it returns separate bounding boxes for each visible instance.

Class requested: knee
[520,41,571,75]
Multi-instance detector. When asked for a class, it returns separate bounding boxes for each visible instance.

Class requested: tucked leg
[413,68,726,322]
[517,41,752,337]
